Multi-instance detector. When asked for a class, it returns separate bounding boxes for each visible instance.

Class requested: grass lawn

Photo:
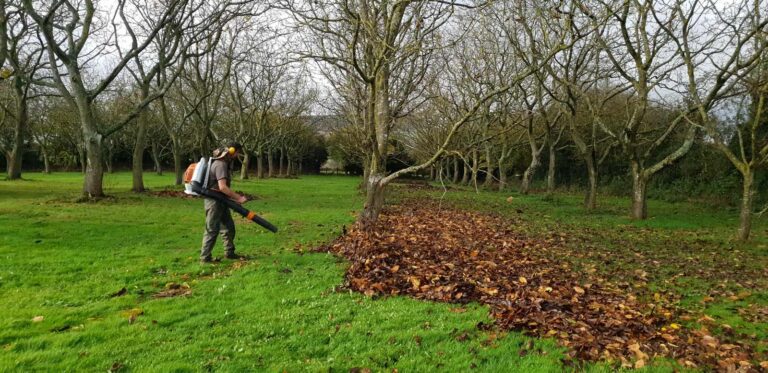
[1,173,765,371]
[0,173,568,372]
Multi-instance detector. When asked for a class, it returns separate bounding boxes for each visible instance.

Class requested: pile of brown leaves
[151,190,198,199]
[320,201,762,370]
[151,190,258,200]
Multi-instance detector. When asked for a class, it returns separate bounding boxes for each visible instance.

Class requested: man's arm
[217,179,247,204]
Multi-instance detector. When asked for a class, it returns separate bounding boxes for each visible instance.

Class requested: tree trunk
[7,105,25,180]
[470,149,478,186]
[105,149,114,174]
[630,161,648,220]
[546,142,556,195]
[7,78,29,180]
[483,146,494,188]
[78,145,86,174]
[461,158,470,185]
[359,170,387,230]
[362,163,370,189]
[257,151,264,179]
[83,134,104,197]
[498,152,508,192]
[429,165,436,180]
[498,162,507,192]
[287,155,293,176]
[240,152,250,180]
[72,71,106,197]
[584,153,597,210]
[267,149,274,178]
[569,125,597,210]
[359,59,394,227]
[150,140,162,175]
[41,146,51,174]
[131,108,148,192]
[737,169,754,241]
[520,156,540,195]
[161,98,178,182]
[4,151,15,179]
[172,141,183,185]
[279,148,285,176]
[3,152,10,179]
[452,157,459,183]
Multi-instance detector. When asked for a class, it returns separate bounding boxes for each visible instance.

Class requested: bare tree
[0,0,45,179]
[120,0,222,192]
[225,39,293,179]
[661,0,768,239]
[498,0,569,195]
[176,23,240,161]
[23,0,244,197]
[546,33,625,209]
[267,72,316,177]
[156,82,194,184]
[585,0,703,219]
[286,0,577,227]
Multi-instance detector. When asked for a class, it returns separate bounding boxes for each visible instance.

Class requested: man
[200,142,248,263]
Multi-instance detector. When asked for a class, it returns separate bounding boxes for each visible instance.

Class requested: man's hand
[218,179,247,204]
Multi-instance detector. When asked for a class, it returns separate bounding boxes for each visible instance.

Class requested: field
[0,173,766,372]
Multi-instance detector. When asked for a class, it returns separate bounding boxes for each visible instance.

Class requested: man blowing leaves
[200,142,248,263]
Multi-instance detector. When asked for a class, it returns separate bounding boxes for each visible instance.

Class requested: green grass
[0,173,571,372]
[2,173,765,372]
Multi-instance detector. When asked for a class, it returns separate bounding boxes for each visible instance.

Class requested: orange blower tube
[200,189,278,233]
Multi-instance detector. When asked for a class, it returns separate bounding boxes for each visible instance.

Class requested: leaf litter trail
[320,200,762,371]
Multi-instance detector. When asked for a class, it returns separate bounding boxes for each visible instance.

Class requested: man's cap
[212,142,243,159]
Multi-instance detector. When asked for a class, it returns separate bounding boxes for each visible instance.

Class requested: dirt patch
[318,200,761,370]
[153,283,191,298]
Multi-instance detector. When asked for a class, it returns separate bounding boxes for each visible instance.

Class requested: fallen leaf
[409,277,421,289]
[108,361,124,372]
[628,343,648,360]
[123,308,144,324]
[479,287,498,296]
[660,333,676,342]
[413,335,422,346]
[32,316,44,323]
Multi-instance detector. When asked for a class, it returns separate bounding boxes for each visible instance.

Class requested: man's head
[213,142,243,160]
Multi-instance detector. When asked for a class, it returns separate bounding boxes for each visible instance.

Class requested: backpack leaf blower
[184,157,278,233]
